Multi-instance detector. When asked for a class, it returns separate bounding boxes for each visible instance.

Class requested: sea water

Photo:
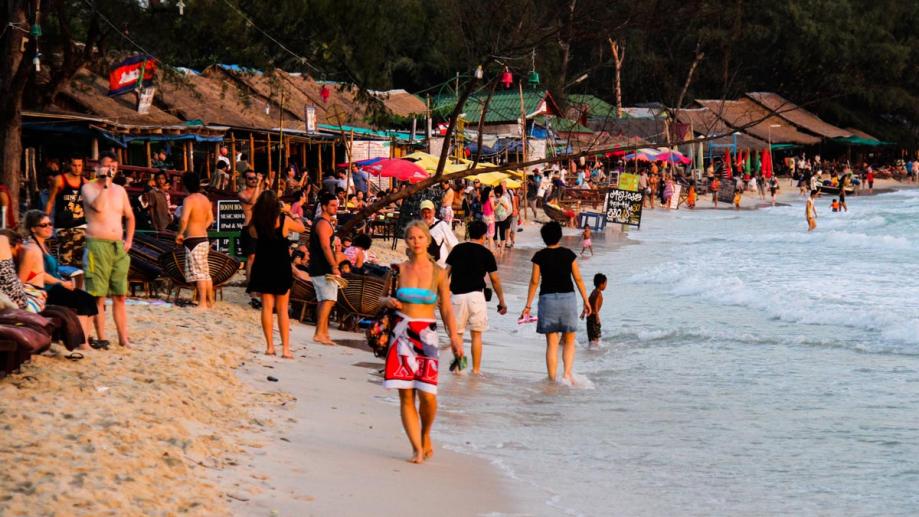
[437,188,919,516]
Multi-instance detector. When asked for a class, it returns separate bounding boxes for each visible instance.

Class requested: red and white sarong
[383,312,439,394]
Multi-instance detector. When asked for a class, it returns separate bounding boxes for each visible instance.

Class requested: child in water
[831,198,839,212]
[733,188,743,209]
[586,273,606,349]
[581,226,593,256]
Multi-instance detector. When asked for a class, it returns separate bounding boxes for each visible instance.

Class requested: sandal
[66,352,84,361]
[90,339,110,350]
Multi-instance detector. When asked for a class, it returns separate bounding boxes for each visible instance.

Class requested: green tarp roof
[566,94,619,118]
[832,135,890,146]
[317,123,419,142]
[432,90,559,124]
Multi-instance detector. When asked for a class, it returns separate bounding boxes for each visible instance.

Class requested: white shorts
[451,290,488,334]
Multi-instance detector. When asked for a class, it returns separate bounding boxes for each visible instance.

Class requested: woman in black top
[520,221,591,383]
[247,191,305,358]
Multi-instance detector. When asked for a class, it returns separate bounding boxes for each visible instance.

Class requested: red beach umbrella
[363,159,430,183]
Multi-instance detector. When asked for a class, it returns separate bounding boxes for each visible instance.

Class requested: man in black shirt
[445,220,507,374]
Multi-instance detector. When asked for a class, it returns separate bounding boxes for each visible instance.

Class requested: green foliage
[18,0,919,143]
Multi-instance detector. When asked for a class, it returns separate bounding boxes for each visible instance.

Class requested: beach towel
[40,305,85,351]
[383,312,439,394]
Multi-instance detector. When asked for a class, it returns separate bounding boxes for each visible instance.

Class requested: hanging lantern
[500,67,513,89]
[320,84,330,103]
[32,52,41,72]
[474,65,483,80]
[528,70,540,87]
[177,0,186,15]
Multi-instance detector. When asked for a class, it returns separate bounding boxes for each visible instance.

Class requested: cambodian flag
[108,55,156,96]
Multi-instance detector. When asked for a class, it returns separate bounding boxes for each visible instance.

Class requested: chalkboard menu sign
[216,199,245,232]
[605,188,644,228]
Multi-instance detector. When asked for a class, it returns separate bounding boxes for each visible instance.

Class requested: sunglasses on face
[246,176,257,180]
[34,222,52,228]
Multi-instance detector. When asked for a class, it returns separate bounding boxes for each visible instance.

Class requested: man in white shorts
[445,220,507,374]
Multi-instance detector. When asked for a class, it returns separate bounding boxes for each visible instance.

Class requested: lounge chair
[335,270,393,331]
[159,246,241,303]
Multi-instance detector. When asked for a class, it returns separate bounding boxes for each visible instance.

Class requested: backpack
[426,219,444,261]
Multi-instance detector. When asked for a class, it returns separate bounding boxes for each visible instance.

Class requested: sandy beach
[2,176,914,516]
[0,282,529,515]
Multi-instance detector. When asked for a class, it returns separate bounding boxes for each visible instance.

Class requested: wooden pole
[345,129,355,194]
[230,133,237,174]
[266,132,273,182]
[331,141,336,172]
[318,142,324,183]
[518,81,528,221]
[300,142,306,170]
[249,133,255,169]
[182,142,189,171]
[145,141,152,168]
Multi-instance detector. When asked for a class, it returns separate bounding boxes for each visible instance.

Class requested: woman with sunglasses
[18,209,99,349]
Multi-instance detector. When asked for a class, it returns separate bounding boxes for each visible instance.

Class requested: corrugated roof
[745,92,851,139]
[532,115,593,134]
[566,94,616,118]
[694,99,820,145]
[432,90,561,124]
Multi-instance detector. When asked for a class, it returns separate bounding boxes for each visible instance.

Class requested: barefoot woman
[382,220,463,463]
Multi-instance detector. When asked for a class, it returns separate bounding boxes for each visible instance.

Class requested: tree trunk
[608,38,625,119]
[555,0,578,102]
[1,1,33,220]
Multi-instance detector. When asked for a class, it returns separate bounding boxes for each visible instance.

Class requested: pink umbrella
[655,151,691,165]
[363,159,430,183]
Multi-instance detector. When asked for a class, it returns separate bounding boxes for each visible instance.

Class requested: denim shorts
[311,275,339,302]
[536,292,578,334]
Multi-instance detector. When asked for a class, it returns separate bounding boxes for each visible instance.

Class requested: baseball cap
[420,200,435,211]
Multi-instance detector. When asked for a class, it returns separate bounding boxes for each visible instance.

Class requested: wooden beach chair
[159,246,241,303]
[290,276,318,323]
[335,270,393,331]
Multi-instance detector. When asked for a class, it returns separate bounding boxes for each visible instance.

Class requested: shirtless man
[440,181,455,223]
[82,154,135,347]
[239,171,263,307]
[806,190,818,232]
[175,172,215,310]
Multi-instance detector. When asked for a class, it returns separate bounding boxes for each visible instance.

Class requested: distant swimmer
[806,190,818,231]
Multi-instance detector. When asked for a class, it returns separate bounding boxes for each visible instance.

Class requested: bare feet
[313,335,336,346]
[281,352,294,359]
[265,348,276,356]
[118,341,130,348]
[408,450,425,464]
[422,436,433,459]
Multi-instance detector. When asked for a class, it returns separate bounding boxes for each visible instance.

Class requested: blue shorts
[536,292,578,334]
[311,275,339,302]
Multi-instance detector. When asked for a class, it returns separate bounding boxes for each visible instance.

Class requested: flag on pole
[108,55,156,97]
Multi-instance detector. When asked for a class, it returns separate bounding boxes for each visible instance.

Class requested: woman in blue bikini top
[381,220,464,464]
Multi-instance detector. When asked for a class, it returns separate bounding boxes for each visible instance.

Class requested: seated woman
[0,230,27,309]
[380,220,463,464]
[343,233,374,269]
[290,247,311,282]
[17,210,98,349]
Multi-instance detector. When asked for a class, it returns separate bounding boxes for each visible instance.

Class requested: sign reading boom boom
[605,188,644,228]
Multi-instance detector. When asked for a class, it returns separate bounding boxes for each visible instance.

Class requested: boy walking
[586,273,606,349]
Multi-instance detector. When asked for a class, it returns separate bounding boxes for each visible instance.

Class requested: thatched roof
[373,89,426,117]
[155,68,291,129]
[281,75,367,126]
[55,67,182,126]
[676,108,768,149]
[694,98,820,145]
[846,127,879,141]
[745,92,851,139]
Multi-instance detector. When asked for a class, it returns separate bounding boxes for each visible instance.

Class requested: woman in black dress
[247,191,305,358]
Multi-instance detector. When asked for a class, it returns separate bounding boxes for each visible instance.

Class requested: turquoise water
[438,188,919,516]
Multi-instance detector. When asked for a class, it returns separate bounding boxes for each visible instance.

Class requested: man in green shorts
[81,153,135,347]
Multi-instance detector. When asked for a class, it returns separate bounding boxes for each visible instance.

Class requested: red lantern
[501,67,513,89]
[320,84,330,103]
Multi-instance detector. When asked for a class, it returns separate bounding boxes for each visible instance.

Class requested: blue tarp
[23,120,223,148]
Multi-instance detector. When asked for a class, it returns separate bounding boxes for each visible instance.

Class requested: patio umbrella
[655,151,691,165]
[625,151,657,161]
[744,150,751,175]
[761,148,773,176]
[363,159,430,183]
[723,148,732,177]
[336,157,384,169]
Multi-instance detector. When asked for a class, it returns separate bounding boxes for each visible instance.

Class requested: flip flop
[90,339,110,350]
[66,352,84,361]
